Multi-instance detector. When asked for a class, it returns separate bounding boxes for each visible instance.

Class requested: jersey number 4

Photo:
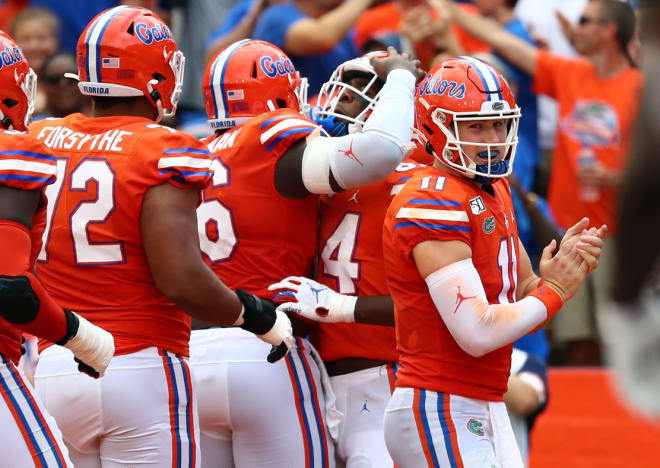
[39,158,125,264]
[321,212,362,294]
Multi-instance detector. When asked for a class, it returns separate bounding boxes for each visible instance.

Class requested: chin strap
[313,114,349,137]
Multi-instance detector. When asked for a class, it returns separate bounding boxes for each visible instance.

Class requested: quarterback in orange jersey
[381,57,606,468]
[27,8,293,468]
[268,55,428,468]
[0,31,115,467]
[190,40,423,468]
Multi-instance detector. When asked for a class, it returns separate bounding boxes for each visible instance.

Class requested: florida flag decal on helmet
[72,5,184,121]
[415,56,521,184]
[202,39,308,130]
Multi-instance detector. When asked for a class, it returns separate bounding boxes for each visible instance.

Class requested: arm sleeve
[303,69,416,192]
[425,259,553,357]
[253,4,305,49]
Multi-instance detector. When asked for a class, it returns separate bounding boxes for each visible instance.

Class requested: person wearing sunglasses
[434,0,642,368]
[33,52,91,121]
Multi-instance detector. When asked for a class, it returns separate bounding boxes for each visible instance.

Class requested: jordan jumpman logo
[347,189,359,204]
[338,139,364,166]
[453,285,477,314]
[309,284,324,302]
[360,400,370,413]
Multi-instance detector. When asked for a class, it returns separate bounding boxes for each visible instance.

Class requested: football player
[268,54,430,468]
[27,7,292,467]
[0,30,116,467]
[191,40,423,468]
[380,57,605,467]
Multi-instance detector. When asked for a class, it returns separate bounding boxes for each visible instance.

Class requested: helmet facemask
[149,47,185,121]
[421,98,521,185]
[316,55,384,136]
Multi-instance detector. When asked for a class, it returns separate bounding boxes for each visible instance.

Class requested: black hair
[593,0,638,67]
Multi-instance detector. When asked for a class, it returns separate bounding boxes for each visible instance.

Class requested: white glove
[63,312,115,378]
[268,276,357,323]
[235,288,295,363]
[258,310,296,363]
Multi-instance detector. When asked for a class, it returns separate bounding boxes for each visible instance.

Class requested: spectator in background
[439,0,642,367]
[354,0,490,69]
[204,0,286,65]
[9,7,59,74]
[252,0,371,96]
[32,51,91,120]
[514,0,587,198]
[9,7,59,114]
[26,0,115,53]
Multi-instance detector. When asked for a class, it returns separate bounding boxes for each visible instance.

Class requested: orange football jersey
[198,108,319,298]
[313,159,422,362]
[29,113,212,357]
[0,131,57,364]
[383,166,520,401]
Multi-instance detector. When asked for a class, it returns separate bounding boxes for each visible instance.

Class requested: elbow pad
[425,259,551,357]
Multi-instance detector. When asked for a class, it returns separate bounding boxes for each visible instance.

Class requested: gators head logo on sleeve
[483,216,495,234]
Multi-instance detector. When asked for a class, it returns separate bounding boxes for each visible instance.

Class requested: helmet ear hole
[276,98,287,109]
[2,98,18,108]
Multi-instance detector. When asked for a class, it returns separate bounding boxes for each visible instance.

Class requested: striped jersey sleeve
[151,132,213,189]
[391,176,472,257]
[257,110,319,158]
[0,132,57,191]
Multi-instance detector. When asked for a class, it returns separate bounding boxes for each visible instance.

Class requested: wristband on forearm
[528,284,563,330]
[236,289,276,335]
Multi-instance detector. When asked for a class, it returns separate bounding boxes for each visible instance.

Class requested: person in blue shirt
[204,0,287,65]
[253,0,378,96]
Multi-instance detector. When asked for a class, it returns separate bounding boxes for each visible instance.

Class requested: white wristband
[63,313,115,377]
[329,293,358,323]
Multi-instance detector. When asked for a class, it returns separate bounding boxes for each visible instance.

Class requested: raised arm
[284,0,372,55]
[275,49,423,198]
[433,0,539,75]
[204,0,270,65]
